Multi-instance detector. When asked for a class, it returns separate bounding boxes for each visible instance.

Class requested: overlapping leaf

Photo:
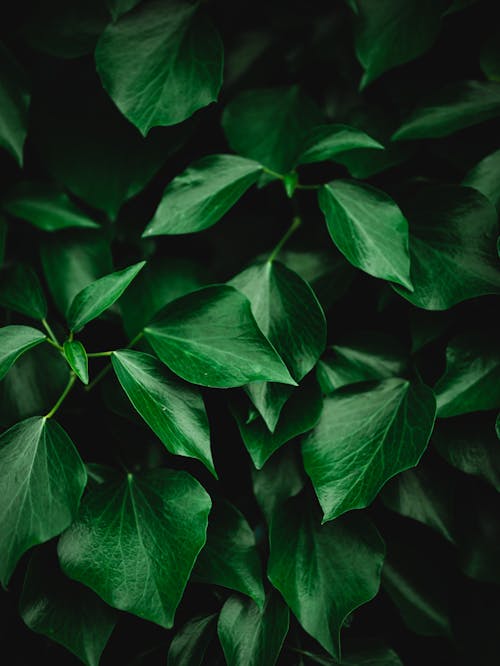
[0,325,47,380]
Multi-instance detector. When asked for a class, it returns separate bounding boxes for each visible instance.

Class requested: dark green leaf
[392,81,500,140]
[95,0,223,135]
[167,613,217,666]
[111,349,214,474]
[0,264,47,319]
[217,591,289,666]
[394,185,500,309]
[0,325,47,380]
[193,499,264,607]
[298,124,383,165]
[294,645,403,665]
[480,28,500,82]
[58,468,211,627]
[268,491,384,659]
[143,155,262,237]
[463,148,500,210]
[222,86,322,174]
[144,285,296,388]
[302,376,436,521]
[409,309,454,353]
[0,215,6,265]
[0,42,30,165]
[318,180,412,289]
[20,549,118,666]
[67,261,145,332]
[0,416,87,586]
[63,340,89,385]
[435,332,500,417]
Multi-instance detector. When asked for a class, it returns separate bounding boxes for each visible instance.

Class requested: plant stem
[41,318,62,348]
[87,351,114,358]
[268,215,302,262]
[45,373,76,419]
[85,331,145,392]
[295,182,321,190]
[45,337,62,351]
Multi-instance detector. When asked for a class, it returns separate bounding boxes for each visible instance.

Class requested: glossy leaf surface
[0,325,47,380]
[63,340,89,385]
[298,124,383,164]
[167,613,217,666]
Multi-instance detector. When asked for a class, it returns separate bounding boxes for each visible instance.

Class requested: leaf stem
[295,182,321,190]
[87,351,114,358]
[41,318,62,348]
[268,215,302,262]
[45,373,77,419]
[85,331,145,392]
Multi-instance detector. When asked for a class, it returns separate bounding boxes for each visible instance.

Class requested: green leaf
[392,81,500,140]
[480,28,500,82]
[111,349,214,474]
[222,86,323,174]
[2,182,100,232]
[268,491,384,659]
[463,148,500,210]
[67,261,146,332]
[58,468,211,627]
[302,376,436,522]
[143,155,262,237]
[393,185,500,309]
[217,591,289,666]
[353,0,443,89]
[230,260,326,431]
[95,0,223,135]
[0,416,87,586]
[167,613,217,666]
[193,498,264,607]
[316,332,408,393]
[435,332,500,417]
[0,215,6,266]
[318,180,413,290]
[0,42,30,165]
[0,325,47,380]
[0,264,47,319]
[231,375,323,469]
[107,0,142,20]
[294,645,404,665]
[298,124,383,164]
[20,548,118,666]
[63,340,89,385]
[144,285,296,388]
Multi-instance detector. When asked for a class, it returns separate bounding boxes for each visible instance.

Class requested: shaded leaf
[0,215,6,265]
[63,340,89,385]
[463,148,500,210]
[0,42,30,165]
[0,264,47,319]
[480,28,500,82]
[0,325,47,380]
[167,613,217,666]
[298,124,383,164]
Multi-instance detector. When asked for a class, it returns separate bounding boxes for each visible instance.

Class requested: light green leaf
[0,416,87,586]
[302,376,436,522]
[0,42,30,165]
[20,549,118,666]
[392,81,500,140]
[0,264,47,319]
[193,498,264,607]
[298,124,383,164]
[111,349,214,474]
[318,180,412,289]
[167,613,217,666]
[67,261,146,332]
[217,591,289,666]
[268,491,384,659]
[2,182,100,231]
[463,148,500,210]
[95,0,223,135]
[144,285,296,388]
[0,325,47,380]
[435,333,500,417]
[63,340,89,385]
[222,86,322,174]
[58,468,211,627]
[353,0,443,89]
[393,185,500,309]
[143,155,262,237]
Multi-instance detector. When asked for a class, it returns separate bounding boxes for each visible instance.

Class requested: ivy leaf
[394,185,500,309]
[463,148,500,210]
[63,340,89,385]
[2,182,99,231]
[302,376,436,522]
[193,498,264,607]
[0,42,30,165]
[298,124,383,165]
[353,0,443,89]
[20,548,118,666]
[435,333,500,417]
[58,468,211,627]
[392,81,500,140]
[0,264,47,319]
[167,613,218,666]
[67,261,146,332]
[318,180,413,290]
[268,491,384,659]
[217,591,289,666]
[95,0,223,135]
[0,416,87,586]
[111,349,214,475]
[143,155,262,237]
[222,86,322,174]
[0,326,47,380]
[144,285,296,388]
[230,260,326,431]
